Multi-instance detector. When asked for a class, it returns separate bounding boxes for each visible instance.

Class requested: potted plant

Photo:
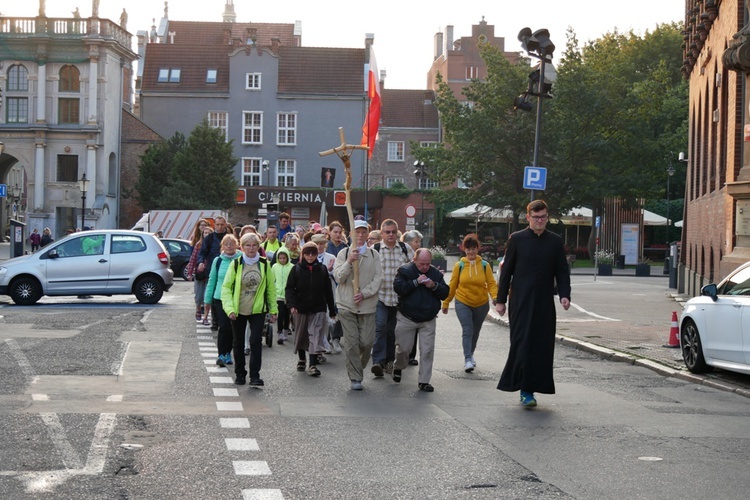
[430,245,448,272]
[595,250,614,276]
[635,258,651,277]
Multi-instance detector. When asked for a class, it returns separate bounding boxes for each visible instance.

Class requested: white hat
[354,220,369,230]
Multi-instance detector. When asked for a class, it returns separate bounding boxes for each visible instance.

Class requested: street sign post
[523,166,547,191]
[0,184,7,197]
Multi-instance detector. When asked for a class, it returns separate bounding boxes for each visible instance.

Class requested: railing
[0,17,131,50]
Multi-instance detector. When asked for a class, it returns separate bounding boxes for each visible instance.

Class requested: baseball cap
[354,220,369,230]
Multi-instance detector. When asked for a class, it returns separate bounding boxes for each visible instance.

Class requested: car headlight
[0,267,7,275]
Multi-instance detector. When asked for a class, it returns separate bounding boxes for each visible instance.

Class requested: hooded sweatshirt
[442,256,498,309]
[272,246,294,302]
[204,251,242,304]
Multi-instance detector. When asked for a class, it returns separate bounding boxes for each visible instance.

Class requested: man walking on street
[371,219,414,377]
[392,248,448,392]
[197,216,230,330]
[495,200,571,408]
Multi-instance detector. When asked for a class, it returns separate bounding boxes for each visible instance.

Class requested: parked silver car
[0,230,174,305]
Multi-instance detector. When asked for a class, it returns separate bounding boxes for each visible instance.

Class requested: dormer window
[158,68,181,83]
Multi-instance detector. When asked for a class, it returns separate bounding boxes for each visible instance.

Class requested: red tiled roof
[381,89,439,128]
[166,21,298,47]
[278,46,364,95]
[141,44,230,92]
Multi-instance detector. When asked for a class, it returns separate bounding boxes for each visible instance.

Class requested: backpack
[374,241,409,261]
[456,259,489,286]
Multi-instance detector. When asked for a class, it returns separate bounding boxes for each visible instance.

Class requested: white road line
[106,395,123,402]
[568,301,621,321]
[216,402,243,411]
[198,342,214,346]
[197,336,213,340]
[207,367,228,373]
[4,338,35,377]
[213,388,239,397]
[203,359,216,365]
[82,413,117,473]
[220,418,250,428]
[209,376,235,384]
[242,489,284,500]
[113,341,130,376]
[39,413,83,469]
[233,461,272,475]
[32,394,49,401]
[226,438,259,451]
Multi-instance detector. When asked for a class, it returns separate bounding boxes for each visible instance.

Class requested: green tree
[136,120,239,210]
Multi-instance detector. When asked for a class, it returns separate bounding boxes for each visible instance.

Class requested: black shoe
[408,358,419,366]
[371,363,384,378]
[234,376,246,385]
[249,378,265,387]
[393,369,402,383]
[418,383,434,392]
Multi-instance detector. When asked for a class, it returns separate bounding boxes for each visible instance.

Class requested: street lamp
[262,160,270,187]
[413,161,427,232]
[517,28,556,201]
[665,165,675,245]
[78,173,89,230]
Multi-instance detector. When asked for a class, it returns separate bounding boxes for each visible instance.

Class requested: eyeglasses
[382,230,397,234]
[530,215,549,221]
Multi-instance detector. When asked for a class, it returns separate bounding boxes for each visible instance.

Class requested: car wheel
[179,264,190,281]
[134,275,164,304]
[10,277,42,305]
[681,318,712,374]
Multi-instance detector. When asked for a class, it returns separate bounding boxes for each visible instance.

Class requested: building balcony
[0,16,131,50]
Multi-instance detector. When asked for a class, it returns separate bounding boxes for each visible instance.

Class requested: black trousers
[231,313,265,379]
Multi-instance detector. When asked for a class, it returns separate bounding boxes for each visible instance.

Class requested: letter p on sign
[523,166,547,191]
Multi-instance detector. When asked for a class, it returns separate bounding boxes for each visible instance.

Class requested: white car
[0,230,174,305]
[680,261,750,375]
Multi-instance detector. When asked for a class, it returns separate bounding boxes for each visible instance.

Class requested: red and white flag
[361,46,381,158]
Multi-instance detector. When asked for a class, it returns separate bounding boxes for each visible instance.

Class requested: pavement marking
[207,367,228,373]
[40,413,84,469]
[199,347,215,352]
[209,376,235,384]
[233,461,272,475]
[4,338,35,377]
[197,336,213,340]
[113,341,130,376]
[213,388,239,397]
[220,417,251,428]
[201,353,216,358]
[32,394,49,401]
[106,395,123,402]
[226,438,259,451]
[198,342,214,346]
[242,489,284,500]
[568,301,621,321]
[203,359,215,365]
[216,401,243,411]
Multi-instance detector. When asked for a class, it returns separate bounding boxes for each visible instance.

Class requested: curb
[485,309,749,399]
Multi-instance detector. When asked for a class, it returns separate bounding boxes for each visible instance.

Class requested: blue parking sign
[523,166,547,191]
[0,184,6,197]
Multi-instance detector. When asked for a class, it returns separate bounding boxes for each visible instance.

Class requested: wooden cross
[319,127,369,293]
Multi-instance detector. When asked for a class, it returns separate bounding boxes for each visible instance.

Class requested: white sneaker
[331,338,342,354]
[323,337,332,354]
[464,360,475,373]
[470,356,477,368]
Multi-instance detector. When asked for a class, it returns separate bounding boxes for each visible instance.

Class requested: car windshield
[718,265,750,295]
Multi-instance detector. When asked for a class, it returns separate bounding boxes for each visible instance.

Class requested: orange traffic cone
[664,311,679,348]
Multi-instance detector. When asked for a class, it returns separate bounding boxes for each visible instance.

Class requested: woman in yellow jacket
[221,233,278,387]
[441,234,498,373]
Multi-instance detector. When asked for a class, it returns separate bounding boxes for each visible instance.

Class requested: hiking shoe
[392,369,402,383]
[464,360,475,373]
[234,376,246,385]
[351,380,363,391]
[371,363,384,377]
[520,391,537,407]
[332,339,342,354]
[296,360,306,371]
[308,365,321,377]
[418,383,434,392]
[215,356,226,367]
[249,378,265,387]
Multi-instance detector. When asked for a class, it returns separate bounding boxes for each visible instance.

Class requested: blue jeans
[454,300,489,360]
[372,301,397,365]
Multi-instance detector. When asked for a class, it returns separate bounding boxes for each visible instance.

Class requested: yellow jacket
[442,257,498,309]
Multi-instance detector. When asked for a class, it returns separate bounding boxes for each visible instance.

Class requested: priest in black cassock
[495,200,571,408]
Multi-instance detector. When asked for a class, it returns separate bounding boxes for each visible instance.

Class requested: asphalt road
[1,280,750,499]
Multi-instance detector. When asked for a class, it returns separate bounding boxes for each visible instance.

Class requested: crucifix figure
[319,127,369,292]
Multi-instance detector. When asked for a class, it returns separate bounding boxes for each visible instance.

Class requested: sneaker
[351,380,363,391]
[464,360,475,373]
[296,360,306,371]
[277,330,287,345]
[202,318,210,326]
[249,378,265,387]
[308,365,321,377]
[408,358,419,366]
[317,354,327,364]
[470,356,477,368]
[331,339,342,354]
[323,338,332,354]
[223,353,233,365]
[418,383,434,392]
[393,369,402,383]
[371,363,384,378]
[520,391,537,407]
[244,348,250,356]
[384,360,394,374]
[234,376,246,385]
[215,356,226,367]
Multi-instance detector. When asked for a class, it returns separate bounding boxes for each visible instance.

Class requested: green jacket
[221,256,278,316]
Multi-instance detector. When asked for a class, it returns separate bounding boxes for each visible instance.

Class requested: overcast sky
[8,0,686,89]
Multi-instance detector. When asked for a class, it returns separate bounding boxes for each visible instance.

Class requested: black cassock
[496,227,571,394]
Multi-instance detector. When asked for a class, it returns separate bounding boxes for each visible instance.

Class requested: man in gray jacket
[333,220,383,390]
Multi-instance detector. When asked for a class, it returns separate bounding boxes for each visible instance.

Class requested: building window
[59,65,80,92]
[206,69,217,84]
[6,98,29,123]
[386,177,404,188]
[207,111,228,141]
[157,68,181,83]
[420,141,438,148]
[246,73,261,90]
[242,111,263,144]
[8,64,29,91]
[57,155,79,182]
[387,141,405,162]
[277,113,297,145]
[277,160,296,187]
[465,66,479,80]
[58,98,80,124]
[419,177,438,190]
[242,158,262,186]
